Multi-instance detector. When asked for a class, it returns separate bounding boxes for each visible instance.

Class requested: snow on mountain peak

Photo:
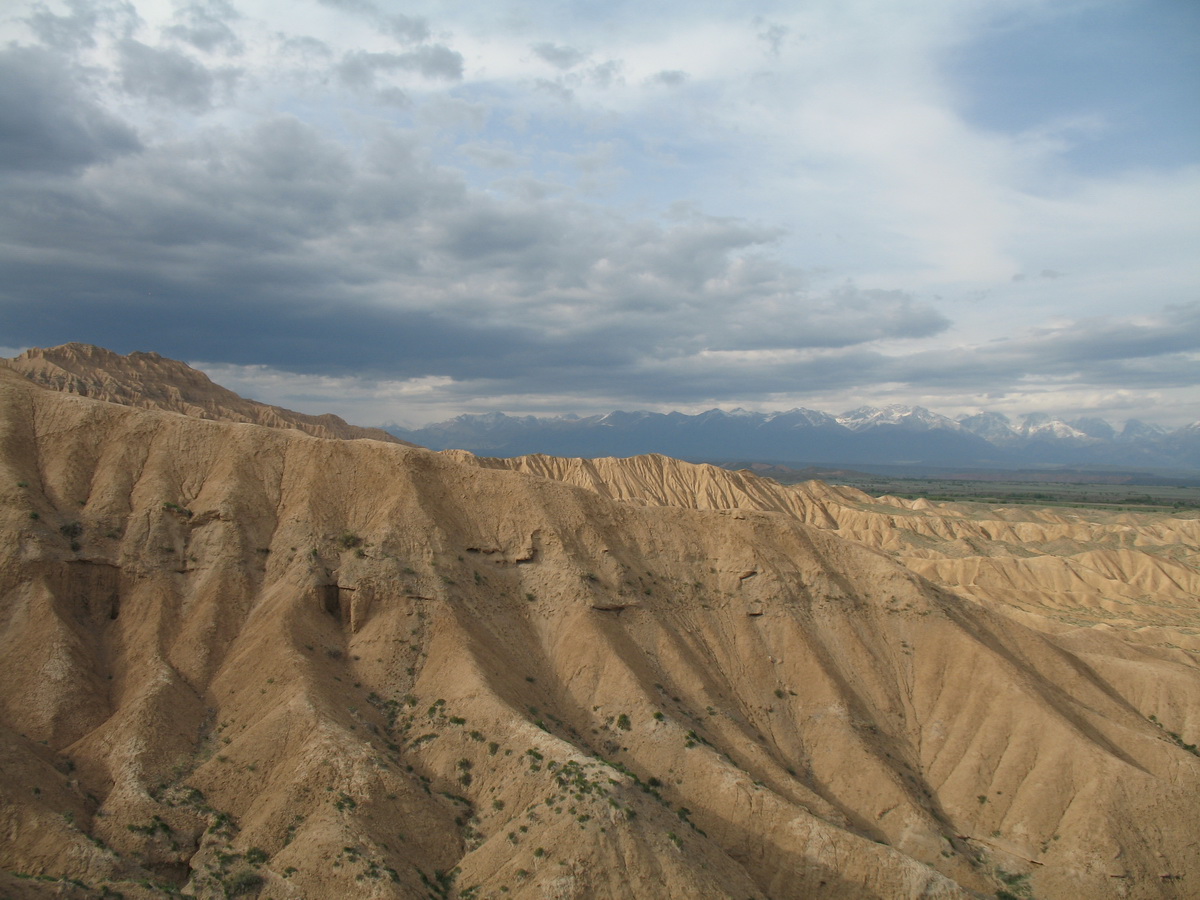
[836,405,961,432]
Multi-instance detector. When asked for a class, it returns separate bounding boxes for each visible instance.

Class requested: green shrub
[225,870,264,896]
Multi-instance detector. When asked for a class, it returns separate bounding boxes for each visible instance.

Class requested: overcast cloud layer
[2,0,1198,427]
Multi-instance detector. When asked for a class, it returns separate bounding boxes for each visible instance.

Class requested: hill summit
[1,343,412,446]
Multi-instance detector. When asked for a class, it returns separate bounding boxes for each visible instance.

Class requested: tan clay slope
[461,451,1200,646]
[445,451,868,527]
[1,370,1198,900]
[1,343,413,446]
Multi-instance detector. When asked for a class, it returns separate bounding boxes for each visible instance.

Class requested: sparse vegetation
[244,847,269,865]
[1148,714,1199,755]
[224,870,264,896]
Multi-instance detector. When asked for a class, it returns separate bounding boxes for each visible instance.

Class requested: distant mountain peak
[387,404,1197,469]
[836,405,962,432]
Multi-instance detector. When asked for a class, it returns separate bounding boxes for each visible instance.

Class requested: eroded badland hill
[1,349,1198,899]
[0,344,411,446]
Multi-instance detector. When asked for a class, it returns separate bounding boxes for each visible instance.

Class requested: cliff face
[1,344,412,446]
[0,366,1197,900]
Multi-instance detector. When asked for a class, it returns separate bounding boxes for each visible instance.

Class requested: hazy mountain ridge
[389,405,1200,468]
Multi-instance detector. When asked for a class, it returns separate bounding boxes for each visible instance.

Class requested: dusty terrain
[1,348,1197,899]
[0,344,410,446]
[470,452,1200,651]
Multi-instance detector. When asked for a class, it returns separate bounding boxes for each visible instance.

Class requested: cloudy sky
[2,0,1198,427]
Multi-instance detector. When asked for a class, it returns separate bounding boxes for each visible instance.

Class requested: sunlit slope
[1,371,1197,899]
[463,451,1200,650]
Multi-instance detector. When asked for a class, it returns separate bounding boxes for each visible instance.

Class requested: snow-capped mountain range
[385,406,1200,470]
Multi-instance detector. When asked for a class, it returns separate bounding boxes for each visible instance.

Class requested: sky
[1,0,1198,428]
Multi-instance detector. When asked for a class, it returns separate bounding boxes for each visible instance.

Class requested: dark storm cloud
[397,45,465,80]
[0,280,540,378]
[560,303,1200,405]
[336,46,463,88]
[483,303,1200,408]
[0,45,141,173]
[117,39,226,110]
[24,0,138,52]
[24,0,100,50]
[377,14,431,45]
[863,303,1200,395]
[716,286,950,351]
[336,50,403,88]
[8,24,1190,415]
[439,207,558,260]
[0,86,950,396]
[1014,305,1200,364]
